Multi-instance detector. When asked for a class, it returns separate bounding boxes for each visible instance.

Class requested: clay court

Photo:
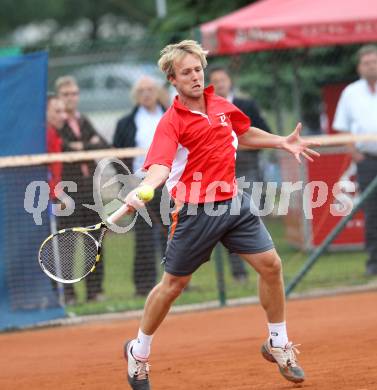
[1,291,377,390]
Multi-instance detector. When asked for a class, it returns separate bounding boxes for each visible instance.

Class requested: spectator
[113,76,167,296]
[46,94,67,303]
[55,75,109,302]
[333,45,377,276]
[46,95,65,199]
[208,65,272,282]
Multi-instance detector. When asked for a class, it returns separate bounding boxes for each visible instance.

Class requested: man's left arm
[238,123,320,163]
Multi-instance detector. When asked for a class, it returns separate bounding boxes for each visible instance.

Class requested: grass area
[68,216,373,316]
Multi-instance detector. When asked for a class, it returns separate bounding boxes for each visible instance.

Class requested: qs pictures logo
[23,157,152,232]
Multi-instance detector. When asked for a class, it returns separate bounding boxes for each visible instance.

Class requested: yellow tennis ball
[137,185,154,202]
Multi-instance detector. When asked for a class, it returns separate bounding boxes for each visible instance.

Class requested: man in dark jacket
[209,65,272,282]
[55,75,109,303]
[113,76,166,296]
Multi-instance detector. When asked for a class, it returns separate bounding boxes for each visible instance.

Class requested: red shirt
[46,125,62,200]
[143,86,251,203]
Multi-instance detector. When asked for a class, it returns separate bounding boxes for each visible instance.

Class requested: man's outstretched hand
[281,123,321,163]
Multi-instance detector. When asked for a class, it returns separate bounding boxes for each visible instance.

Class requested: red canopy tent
[200,0,377,55]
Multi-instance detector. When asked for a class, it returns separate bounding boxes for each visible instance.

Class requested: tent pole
[292,57,303,124]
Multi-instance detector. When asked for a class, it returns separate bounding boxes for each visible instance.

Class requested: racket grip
[106,203,130,224]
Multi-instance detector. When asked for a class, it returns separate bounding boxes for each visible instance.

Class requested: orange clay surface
[1,291,377,390]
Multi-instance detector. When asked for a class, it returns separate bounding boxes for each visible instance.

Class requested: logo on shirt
[216,113,228,127]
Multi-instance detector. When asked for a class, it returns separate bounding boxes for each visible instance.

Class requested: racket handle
[106,203,131,224]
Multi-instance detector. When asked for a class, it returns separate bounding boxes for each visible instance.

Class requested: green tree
[0,0,65,36]
[152,0,256,35]
[1,0,258,43]
[0,0,156,42]
[60,0,155,40]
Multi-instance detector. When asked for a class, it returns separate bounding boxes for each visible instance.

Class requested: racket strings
[40,230,99,282]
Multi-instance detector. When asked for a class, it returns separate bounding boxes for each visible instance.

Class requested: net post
[48,201,66,307]
[214,243,227,306]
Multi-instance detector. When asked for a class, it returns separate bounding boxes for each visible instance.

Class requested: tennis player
[123,40,319,389]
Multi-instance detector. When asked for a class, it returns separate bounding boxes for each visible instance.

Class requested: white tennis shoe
[261,338,305,383]
[124,340,151,390]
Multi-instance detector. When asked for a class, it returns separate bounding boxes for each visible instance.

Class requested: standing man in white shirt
[113,76,167,295]
[333,44,377,276]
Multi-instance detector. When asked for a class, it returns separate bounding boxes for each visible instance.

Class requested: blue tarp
[0,52,66,330]
[0,52,48,156]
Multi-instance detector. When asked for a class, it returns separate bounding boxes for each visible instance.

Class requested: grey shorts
[163,192,274,276]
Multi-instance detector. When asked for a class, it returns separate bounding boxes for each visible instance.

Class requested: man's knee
[258,252,282,279]
[161,274,190,299]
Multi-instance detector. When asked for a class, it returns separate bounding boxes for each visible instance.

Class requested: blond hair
[54,75,78,93]
[158,40,208,78]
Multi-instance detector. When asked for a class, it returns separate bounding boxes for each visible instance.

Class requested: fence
[0,143,374,330]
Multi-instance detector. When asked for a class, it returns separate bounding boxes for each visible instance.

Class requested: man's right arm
[139,164,170,190]
[124,164,170,210]
[124,114,178,210]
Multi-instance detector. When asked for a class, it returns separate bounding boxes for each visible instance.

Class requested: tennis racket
[38,202,131,284]
[38,185,154,284]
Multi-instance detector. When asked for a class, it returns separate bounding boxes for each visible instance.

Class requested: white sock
[132,329,153,360]
[268,321,288,348]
